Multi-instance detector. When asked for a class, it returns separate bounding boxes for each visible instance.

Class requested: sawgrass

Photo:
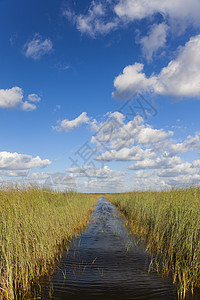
[0,186,97,299]
[108,187,200,298]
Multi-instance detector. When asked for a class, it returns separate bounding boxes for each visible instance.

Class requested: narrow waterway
[35,197,199,300]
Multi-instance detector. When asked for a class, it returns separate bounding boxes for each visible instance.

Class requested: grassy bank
[0,186,97,299]
[108,187,200,298]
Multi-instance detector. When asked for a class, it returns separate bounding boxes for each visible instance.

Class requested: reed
[108,187,200,298]
[0,186,97,299]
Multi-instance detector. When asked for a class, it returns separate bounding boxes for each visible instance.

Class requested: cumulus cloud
[80,176,128,193]
[134,171,170,191]
[155,35,200,97]
[157,162,192,178]
[63,1,119,38]
[91,113,173,154]
[53,112,90,132]
[27,172,52,180]
[167,133,200,156]
[0,87,23,109]
[43,173,77,191]
[114,0,200,28]
[0,170,29,177]
[0,87,40,111]
[28,94,41,102]
[54,111,127,135]
[23,34,53,60]
[133,158,200,190]
[113,34,200,99]
[136,127,173,144]
[191,160,200,168]
[126,131,200,189]
[23,167,127,193]
[128,156,182,170]
[139,23,169,62]
[0,151,51,170]
[53,110,200,189]
[15,172,78,191]
[163,173,200,186]
[66,165,125,178]
[113,63,156,99]
[65,0,200,38]
[21,101,37,111]
[91,112,200,188]
[95,146,155,161]
[91,113,144,150]
[153,159,200,187]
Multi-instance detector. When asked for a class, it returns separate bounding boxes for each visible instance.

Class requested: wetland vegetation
[0,186,199,299]
[108,187,200,299]
[0,186,97,299]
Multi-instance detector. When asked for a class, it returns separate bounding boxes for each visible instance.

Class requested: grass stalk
[108,187,200,298]
[0,186,97,299]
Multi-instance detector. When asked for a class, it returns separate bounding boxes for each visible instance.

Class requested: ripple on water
[33,197,199,300]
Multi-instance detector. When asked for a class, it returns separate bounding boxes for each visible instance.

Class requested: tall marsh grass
[0,186,97,299]
[109,187,200,298]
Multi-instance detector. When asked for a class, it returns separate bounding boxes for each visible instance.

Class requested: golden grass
[0,186,97,299]
[108,187,200,298]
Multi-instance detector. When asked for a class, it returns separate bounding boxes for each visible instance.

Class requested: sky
[1,0,200,192]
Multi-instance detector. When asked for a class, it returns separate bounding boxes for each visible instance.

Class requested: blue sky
[1,0,200,192]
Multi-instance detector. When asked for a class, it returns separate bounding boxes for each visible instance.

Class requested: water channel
[34,197,199,300]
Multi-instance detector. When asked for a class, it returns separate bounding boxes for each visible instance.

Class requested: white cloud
[126,131,200,188]
[156,35,200,97]
[65,0,200,38]
[139,23,169,62]
[0,87,23,109]
[23,34,53,60]
[167,133,200,156]
[27,172,51,180]
[113,63,156,99]
[17,172,78,191]
[89,112,200,188]
[115,0,200,29]
[0,170,29,177]
[53,110,200,190]
[95,146,155,161]
[54,111,154,153]
[53,112,90,132]
[91,113,173,154]
[23,167,127,193]
[192,160,200,168]
[136,127,173,144]
[43,173,77,191]
[155,160,200,186]
[91,113,144,149]
[135,170,155,178]
[133,159,200,189]
[0,87,40,111]
[28,94,41,102]
[21,101,37,111]
[66,165,125,178]
[128,156,182,170]
[163,174,200,186]
[63,2,119,38]
[0,151,51,170]
[157,162,192,177]
[80,176,128,193]
[134,171,170,191]
[113,34,200,99]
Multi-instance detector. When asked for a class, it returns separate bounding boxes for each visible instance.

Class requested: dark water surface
[35,197,199,300]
